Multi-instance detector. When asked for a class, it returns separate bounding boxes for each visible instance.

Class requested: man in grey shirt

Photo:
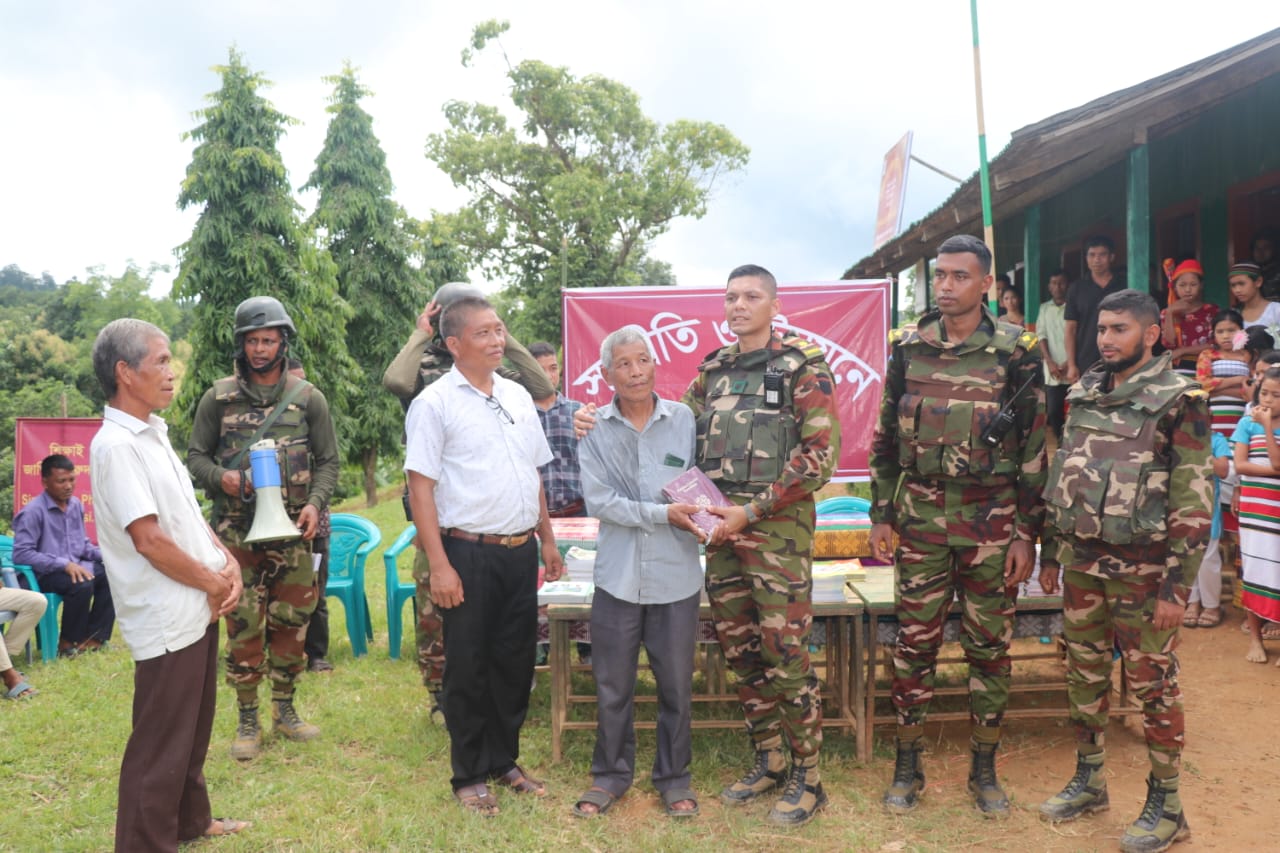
[572,325,706,820]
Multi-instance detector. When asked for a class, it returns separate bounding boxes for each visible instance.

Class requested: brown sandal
[1197,607,1224,628]
[1182,602,1202,628]
[203,818,251,837]
[492,764,547,797]
[454,783,500,816]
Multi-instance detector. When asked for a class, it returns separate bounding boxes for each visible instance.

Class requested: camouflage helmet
[234,296,297,339]
[432,281,484,310]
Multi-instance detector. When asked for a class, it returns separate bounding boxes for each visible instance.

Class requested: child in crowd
[1161,258,1218,376]
[1000,286,1025,326]
[1195,310,1250,440]
[1229,261,1280,335]
[1234,366,1280,663]
[1242,349,1280,413]
[1184,430,1233,628]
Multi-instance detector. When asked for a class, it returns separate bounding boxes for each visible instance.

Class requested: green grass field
[1,490,1077,852]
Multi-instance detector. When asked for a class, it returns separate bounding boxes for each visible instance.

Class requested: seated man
[13,454,115,656]
[572,325,707,819]
[1,578,47,698]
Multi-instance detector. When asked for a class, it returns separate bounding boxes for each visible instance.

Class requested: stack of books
[812,558,865,603]
[538,547,597,604]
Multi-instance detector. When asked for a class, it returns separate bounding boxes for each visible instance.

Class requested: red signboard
[14,417,103,541]
[562,281,890,481]
[872,131,913,250]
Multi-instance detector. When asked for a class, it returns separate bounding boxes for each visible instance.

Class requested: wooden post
[1127,144,1150,293]
[1024,204,1042,327]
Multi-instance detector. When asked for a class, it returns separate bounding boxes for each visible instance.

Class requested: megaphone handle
[239,470,255,503]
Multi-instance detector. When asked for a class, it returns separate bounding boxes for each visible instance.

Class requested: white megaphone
[244,439,303,544]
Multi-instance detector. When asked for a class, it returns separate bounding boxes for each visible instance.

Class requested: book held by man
[662,467,730,540]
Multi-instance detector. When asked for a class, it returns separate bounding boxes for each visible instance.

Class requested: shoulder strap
[226,378,312,470]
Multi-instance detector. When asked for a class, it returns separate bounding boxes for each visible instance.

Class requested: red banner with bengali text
[14,417,103,541]
[562,281,890,481]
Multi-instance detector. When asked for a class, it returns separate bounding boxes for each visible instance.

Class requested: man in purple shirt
[13,454,115,656]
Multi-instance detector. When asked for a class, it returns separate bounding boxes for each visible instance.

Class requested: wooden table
[846,565,1139,761]
[545,596,865,762]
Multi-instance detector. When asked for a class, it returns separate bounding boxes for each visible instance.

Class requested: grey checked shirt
[578,394,703,604]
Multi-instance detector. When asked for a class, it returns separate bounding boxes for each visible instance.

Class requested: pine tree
[172,48,355,439]
[304,64,427,506]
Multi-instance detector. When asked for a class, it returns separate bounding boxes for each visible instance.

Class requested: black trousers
[116,624,219,852]
[440,536,538,789]
[40,563,115,645]
[304,536,329,661]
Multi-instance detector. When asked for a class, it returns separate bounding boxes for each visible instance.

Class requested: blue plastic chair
[0,534,61,663]
[1,564,37,666]
[816,496,871,516]
[325,514,380,658]
[382,524,418,660]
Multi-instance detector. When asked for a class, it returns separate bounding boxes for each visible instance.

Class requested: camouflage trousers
[1063,567,1183,773]
[892,539,1014,728]
[705,500,822,759]
[218,522,318,702]
[412,546,446,691]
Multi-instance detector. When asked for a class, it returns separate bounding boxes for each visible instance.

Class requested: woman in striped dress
[1233,366,1280,664]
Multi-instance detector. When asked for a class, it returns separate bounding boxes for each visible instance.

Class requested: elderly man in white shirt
[405,295,565,817]
[571,325,707,820]
[89,318,247,852]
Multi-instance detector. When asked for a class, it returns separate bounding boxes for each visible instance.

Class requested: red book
[663,467,730,539]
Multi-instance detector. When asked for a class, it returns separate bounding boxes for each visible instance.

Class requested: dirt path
[981,609,1280,851]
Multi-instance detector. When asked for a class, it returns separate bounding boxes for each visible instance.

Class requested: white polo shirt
[404,366,552,535]
[91,406,227,661]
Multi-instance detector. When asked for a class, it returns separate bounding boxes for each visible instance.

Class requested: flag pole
[970,0,997,312]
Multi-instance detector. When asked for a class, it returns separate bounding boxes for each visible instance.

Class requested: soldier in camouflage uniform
[382,283,554,721]
[685,264,840,827]
[1038,290,1211,853]
[869,234,1047,817]
[188,296,340,760]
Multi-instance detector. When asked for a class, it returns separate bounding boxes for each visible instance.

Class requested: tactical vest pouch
[902,396,1009,478]
[699,407,789,486]
[282,443,312,510]
[1045,442,1168,545]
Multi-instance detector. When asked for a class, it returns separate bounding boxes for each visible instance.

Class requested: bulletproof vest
[212,373,315,521]
[894,319,1024,479]
[415,345,453,398]
[1044,371,1191,545]
[695,336,818,489]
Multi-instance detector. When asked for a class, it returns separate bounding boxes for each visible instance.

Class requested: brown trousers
[115,624,219,852]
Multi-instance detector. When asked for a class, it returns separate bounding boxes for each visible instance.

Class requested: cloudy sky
[1,1,1273,295]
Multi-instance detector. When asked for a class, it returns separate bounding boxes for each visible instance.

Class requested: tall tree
[172,48,356,438]
[304,64,426,506]
[426,20,750,343]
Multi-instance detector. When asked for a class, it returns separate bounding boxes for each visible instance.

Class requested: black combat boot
[967,736,1010,817]
[882,725,925,814]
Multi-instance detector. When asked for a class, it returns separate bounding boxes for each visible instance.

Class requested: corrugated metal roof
[844,27,1280,279]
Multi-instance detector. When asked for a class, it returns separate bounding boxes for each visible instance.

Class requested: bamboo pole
[970,0,998,311]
